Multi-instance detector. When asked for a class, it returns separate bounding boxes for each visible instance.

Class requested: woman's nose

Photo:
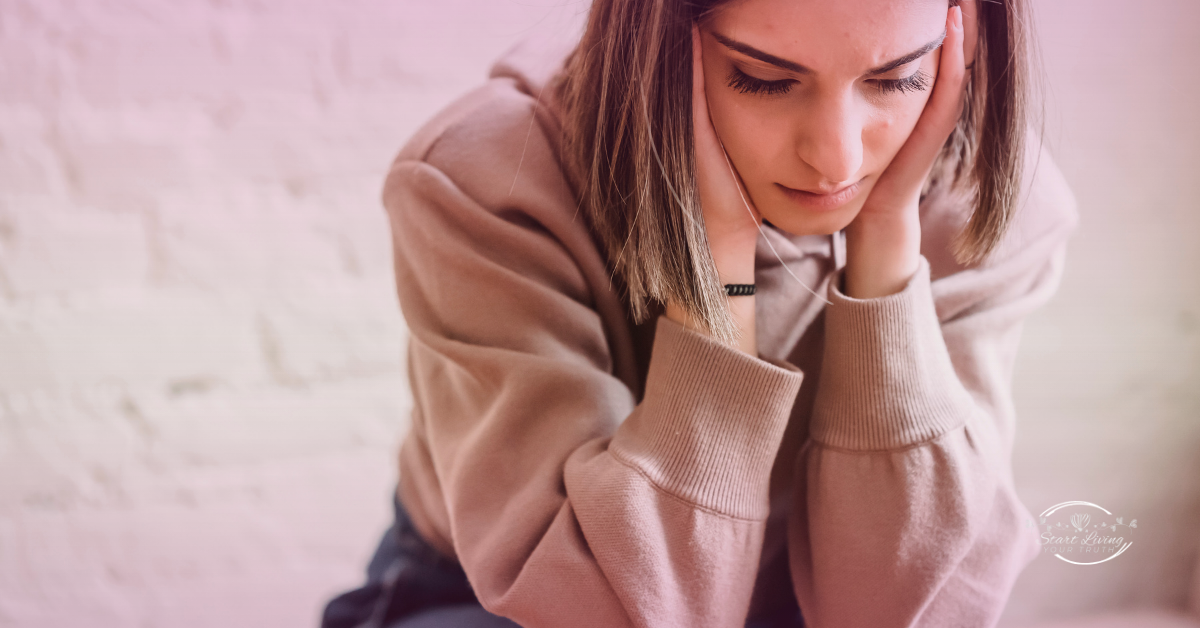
[796,91,864,188]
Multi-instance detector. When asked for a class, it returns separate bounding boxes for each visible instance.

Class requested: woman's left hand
[843,4,969,299]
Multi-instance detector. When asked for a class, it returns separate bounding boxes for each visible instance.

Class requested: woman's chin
[760,206,857,238]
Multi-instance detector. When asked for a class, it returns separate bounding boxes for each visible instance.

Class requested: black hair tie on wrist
[724,283,756,296]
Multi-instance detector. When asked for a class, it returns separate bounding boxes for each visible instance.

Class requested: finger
[692,23,763,227]
[877,6,966,189]
[923,6,966,142]
[692,24,719,154]
[960,0,978,69]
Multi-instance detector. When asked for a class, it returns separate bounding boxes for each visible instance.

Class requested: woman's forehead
[707,0,948,75]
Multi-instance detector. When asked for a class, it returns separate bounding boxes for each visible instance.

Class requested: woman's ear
[959,0,979,68]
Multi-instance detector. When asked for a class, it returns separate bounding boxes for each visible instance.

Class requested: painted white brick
[0,200,149,297]
[0,291,264,394]
[0,0,591,624]
[0,450,398,628]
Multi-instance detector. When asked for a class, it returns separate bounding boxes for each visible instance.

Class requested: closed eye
[870,70,932,95]
[726,66,796,96]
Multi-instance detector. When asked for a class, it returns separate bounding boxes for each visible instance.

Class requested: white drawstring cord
[716,136,833,306]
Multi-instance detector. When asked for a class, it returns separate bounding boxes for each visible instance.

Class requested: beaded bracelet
[723,284,756,297]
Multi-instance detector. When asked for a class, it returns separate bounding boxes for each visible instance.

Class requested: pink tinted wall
[0,1,1196,627]
[0,1,586,626]
[1002,0,1200,624]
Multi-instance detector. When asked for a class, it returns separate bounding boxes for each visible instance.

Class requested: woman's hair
[553,0,1033,345]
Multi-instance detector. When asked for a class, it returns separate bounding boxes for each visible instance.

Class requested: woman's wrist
[664,238,757,356]
[665,295,756,356]
[712,240,758,356]
[709,233,758,285]
[843,212,922,299]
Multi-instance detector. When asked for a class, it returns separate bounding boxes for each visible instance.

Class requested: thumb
[692,23,762,227]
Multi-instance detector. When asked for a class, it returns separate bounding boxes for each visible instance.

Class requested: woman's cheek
[731,107,791,208]
[705,85,770,181]
[865,100,924,171]
[702,70,737,149]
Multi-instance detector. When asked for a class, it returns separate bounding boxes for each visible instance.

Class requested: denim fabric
[321,490,805,628]
[320,492,518,628]
[387,604,526,628]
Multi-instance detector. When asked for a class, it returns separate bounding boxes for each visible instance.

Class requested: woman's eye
[726,67,796,96]
[872,70,933,95]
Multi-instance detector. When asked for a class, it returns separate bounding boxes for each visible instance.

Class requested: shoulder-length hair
[553,0,1033,346]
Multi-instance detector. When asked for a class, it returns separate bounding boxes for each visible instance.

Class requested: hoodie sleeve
[788,148,1081,628]
[386,146,804,627]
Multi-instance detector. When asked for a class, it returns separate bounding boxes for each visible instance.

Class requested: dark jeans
[320,492,519,628]
[321,491,804,628]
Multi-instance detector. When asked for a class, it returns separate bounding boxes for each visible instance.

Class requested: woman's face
[700,0,956,236]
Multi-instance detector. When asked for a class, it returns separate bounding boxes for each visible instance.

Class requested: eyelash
[726,67,795,96]
[725,66,933,97]
[876,71,932,94]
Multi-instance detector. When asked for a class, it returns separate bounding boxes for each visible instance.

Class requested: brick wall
[0,1,584,626]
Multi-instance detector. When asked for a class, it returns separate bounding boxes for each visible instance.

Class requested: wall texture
[0,1,1196,627]
[1003,0,1200,623]
[0,1,587,626]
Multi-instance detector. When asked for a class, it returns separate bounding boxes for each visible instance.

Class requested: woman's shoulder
[385,35,578,221]
[920,134,1080,282]
[381,36,616,315]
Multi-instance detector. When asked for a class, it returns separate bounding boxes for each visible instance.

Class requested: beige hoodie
[382,34,1080,628]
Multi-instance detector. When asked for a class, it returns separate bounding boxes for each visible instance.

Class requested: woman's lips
[776,180,862,211]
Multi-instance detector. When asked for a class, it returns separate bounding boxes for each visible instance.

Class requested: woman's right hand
[688,22,763,284]
[664,24,762,356]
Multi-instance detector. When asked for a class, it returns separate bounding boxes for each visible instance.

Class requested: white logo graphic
[1030,501,1137,565]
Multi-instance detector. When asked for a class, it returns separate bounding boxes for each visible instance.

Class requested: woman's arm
[385,84,803,627]
[664,24,765,356]
[787,145,1080,627]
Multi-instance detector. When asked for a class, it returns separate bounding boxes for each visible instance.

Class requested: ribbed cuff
[810,255,974,451]
[609,315,804,520]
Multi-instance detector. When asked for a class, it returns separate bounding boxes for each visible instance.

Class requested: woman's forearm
[665,240,758,356]
[843,211,923,300]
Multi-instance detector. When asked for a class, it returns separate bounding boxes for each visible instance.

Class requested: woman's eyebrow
[710,31,811,74]
[710,30,948,77]
[865,31,947,75]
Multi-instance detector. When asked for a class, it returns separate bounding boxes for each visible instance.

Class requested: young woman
[323,0,1079,626]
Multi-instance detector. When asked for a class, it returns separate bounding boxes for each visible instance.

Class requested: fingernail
[954,6,963,30]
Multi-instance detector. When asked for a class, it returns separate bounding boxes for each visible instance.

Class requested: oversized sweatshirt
[382,34,1080,628]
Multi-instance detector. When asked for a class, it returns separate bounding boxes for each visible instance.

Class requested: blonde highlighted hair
[554,0,1034,345]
